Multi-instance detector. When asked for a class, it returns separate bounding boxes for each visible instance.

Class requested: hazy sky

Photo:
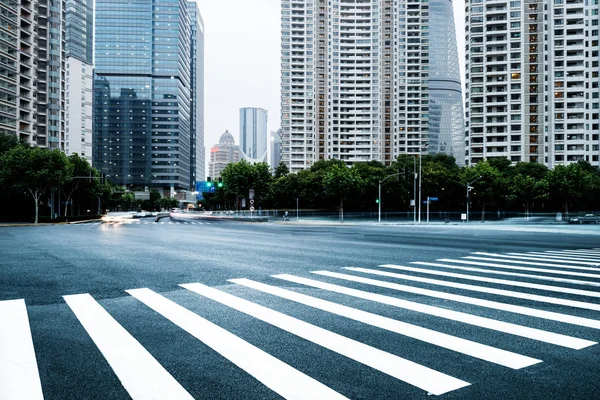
[195,0,466,165]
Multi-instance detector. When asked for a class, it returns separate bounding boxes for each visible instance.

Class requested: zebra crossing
[2,247,600,398]
[100,220,213,225]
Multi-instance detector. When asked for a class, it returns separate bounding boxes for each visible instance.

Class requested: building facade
[94,0,200,194]
[465,0,600,167]
[280,0,465,172]
[188,1,205,182]
[239,107,268,160]
[0,0,66,149]
[65,0,93,162]
[208,130,241,179]
[270,128,282,169]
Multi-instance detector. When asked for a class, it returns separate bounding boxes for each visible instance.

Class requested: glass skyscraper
[239,107,268,161]
[94,0,198,194]
[187,1,205,182]
[428,0,465,165]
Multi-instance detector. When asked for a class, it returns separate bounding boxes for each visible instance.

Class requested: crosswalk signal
[217,177,223,188]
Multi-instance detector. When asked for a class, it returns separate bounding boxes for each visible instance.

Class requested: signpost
[426,196,438,223]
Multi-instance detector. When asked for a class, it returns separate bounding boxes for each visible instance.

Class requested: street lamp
[466,176,482,223]
[378,172,402,223]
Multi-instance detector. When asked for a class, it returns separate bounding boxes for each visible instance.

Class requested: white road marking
[0,299,44,400]
[447,258,600,278]
[232,278,543,367]
[63,293,193,400]
[533,251,600,262]
[127,288,348,400]
[374,264,600,299]
[181,282,470,395]
[304,271,600,331]
[416,261,600,288]
[339,268,600,311]
[471,253,600,268]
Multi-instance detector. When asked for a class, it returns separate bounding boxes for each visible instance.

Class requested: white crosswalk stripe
[127,288,348,400]
[439,258,600,279]
[341,267,600,311]
[412,261,600,288]
[181,282,471,395]
[64,293,194,400]
[468,253,600,269]
[527,251,600,262]
[0,300,44,400]
[230,278,543,367]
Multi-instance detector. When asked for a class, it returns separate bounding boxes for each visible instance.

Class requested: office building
[465,0,600,167]
[94,0,202,194]
[270,128,282,169]
[239,107,268,160]
[188,1,205,182]
[65,0,93,162]
[208,130,241,179]
[280,0,464,172]
[0,0,66,148]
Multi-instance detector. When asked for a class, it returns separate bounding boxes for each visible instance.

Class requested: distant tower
[208,130,241,178]
[239,108,268,160]
[270,129,282,170]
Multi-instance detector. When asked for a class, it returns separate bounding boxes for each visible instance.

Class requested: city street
[1,220,600,399]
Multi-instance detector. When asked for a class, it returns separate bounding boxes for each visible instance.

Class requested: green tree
[461,161,507,221]
[0,146,72,223]
[322,164,362,222]
[0,132,21,157]
[274,162,289,179]
[221,160,273,209]
[62,154,95,216]
[547,163,596,216]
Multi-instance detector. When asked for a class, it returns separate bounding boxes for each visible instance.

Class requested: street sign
[461,213,467,220]
[423,201,429,204]
[410,199,415,206]
[249,189,255,200]
[429,197,438,201]
[250,199,254,205]
[249,206,255,211]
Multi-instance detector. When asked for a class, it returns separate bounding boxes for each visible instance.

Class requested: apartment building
[280,0,464,172]
[0,0,65,149]
[465,0,600,167]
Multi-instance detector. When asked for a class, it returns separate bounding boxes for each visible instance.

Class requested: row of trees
[202,155,600,218]
[0,133,177,223]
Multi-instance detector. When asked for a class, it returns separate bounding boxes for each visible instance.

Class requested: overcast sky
[195,0,466,166]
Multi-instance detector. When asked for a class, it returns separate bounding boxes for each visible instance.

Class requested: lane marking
[181,282,470,395]
[472,253,600,268]
[417,261,600,288]
[232,278,542,368]
[63,293,193,400]
[304,271,600,331]
[449,258,600,279]
[0,299,44,400]
[127,289,347,400]
[375,264,600,299]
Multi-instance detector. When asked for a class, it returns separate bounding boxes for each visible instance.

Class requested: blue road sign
[429,197,439,201]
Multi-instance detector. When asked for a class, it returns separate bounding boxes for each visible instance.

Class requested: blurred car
[569,214,600,224]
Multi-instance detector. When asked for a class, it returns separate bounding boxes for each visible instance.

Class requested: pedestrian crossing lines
[101,220,212,225]
[2,247,600,399]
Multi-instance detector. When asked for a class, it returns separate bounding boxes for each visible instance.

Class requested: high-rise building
[94,0,202,195]
[65,0,93,162]
[0,0,66,148]
[465,0,600,167]
[208,130,241,179]
[239,107,268,161]
[188,1,205,182]
[270,129,282,170]
[280,0,464,172]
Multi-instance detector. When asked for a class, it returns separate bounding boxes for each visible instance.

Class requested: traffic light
[206,177,213,188]
[376,198,380,204]
[217,177,223,188]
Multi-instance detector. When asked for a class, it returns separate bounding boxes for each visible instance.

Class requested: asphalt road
[1,219,600,399]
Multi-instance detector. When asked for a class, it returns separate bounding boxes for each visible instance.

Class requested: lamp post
[378,172,403,223]
[466,176,483,223]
